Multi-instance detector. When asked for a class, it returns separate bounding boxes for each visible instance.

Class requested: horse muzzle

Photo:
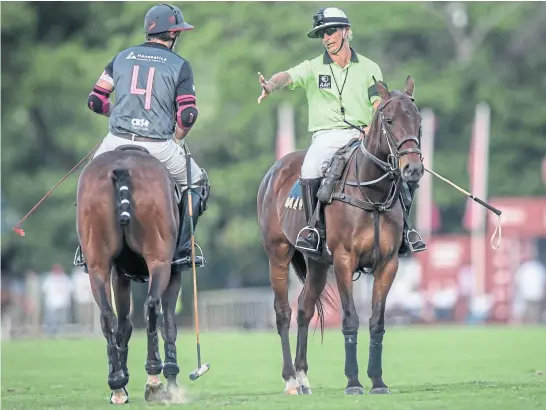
[402,162,424,184]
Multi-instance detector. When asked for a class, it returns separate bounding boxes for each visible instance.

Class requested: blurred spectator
[387,257,424,321]
[431,280,459,322]
[458,264,473,321]
[71,266,94,329]
[457,265,493,324]
[41,264,72,336]
[1,272,15,340]
[513,242,546,324]
[467,293,493,325]
[24,270,41,336]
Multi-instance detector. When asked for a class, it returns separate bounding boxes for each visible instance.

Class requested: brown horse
[257,77,424,395]
[77,145,195,404]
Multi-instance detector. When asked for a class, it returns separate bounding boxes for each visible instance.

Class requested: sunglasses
[317,27,340,38]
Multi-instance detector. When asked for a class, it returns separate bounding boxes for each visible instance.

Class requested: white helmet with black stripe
[307,7,351,39]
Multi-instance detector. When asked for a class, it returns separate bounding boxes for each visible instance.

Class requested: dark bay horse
[77,146,185,404]
[257,77,424,395]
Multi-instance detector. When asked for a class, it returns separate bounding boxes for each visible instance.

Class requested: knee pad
[317,153,347,203]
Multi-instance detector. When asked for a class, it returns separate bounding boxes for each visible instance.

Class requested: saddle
[284,138,360,212]
[115,145,150,154]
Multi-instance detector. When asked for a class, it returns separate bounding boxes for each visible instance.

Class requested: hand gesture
[257,72,274,104]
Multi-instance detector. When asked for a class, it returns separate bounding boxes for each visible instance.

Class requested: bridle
[360,95,423,175]
[329,93,424,279]
[341,94,424,212]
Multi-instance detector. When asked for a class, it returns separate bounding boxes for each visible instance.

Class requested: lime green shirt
[286,48,383,133]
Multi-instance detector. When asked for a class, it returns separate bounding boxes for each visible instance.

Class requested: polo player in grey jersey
[74,4,210,275]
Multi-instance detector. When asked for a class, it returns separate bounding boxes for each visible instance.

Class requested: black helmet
[144,4,193,35]
[307,7,350,39]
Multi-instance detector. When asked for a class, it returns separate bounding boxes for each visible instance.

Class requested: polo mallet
[12,143,101,236]
[424,167,503,249]
[184,151,210,381]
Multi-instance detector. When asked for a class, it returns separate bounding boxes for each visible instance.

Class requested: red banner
[485,197,546,322]
[487,197,546,237]
[417,235,471,322]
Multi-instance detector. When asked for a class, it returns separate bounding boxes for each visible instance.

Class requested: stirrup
[406,228,427,253]
[295,226,321,253]
[73,246,86,267]
[172,243,206,268]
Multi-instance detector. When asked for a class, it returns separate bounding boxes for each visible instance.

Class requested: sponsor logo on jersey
[126,51,167,64]
[131,118,150,131]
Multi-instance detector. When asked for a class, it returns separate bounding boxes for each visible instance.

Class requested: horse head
[365,76,424,186]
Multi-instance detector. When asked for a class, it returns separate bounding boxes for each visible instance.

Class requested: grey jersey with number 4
[104,42,195,140]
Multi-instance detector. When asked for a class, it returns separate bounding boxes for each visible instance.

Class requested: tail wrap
[112,169,132,226]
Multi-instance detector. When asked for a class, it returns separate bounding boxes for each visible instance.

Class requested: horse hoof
[370,387,391,395]
[144,381,166,402]
[165,382,190,404]
[284,386,303,395]
[110,388,129,404]
[345,386,365,395]
[300,385,313,395]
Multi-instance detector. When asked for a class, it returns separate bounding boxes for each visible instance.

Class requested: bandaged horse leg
[366,259,398,394]
[88,265,129,403]
[398,181,426,255]
[172,172,210,273]
[144,263,172,402]
[293,258,330,395]
[333,255,365,395]
[159,270,188,403]
[111,268,132,404]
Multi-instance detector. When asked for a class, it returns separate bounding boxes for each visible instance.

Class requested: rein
[329,93,423,279]
[333,95,422,213]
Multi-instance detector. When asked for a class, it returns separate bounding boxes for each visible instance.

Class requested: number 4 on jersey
[130,65,155,110]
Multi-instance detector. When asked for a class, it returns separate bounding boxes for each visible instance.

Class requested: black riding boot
[295,178,323,253]
[172,188,205,274]
[398,182,427,256]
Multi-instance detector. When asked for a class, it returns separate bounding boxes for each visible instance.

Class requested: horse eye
[385,118,394,125]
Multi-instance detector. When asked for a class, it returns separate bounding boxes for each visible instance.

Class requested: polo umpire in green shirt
[257,7,426,256]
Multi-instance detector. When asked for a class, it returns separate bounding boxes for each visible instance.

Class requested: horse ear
[404,75,415,99]
[373,76,390,100]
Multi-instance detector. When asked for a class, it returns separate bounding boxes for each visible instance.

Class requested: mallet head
[189,363,210,381]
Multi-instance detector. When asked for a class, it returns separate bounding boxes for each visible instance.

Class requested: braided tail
[112,169,132,226]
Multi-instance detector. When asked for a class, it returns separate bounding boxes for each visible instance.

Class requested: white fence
[5,258,501,340]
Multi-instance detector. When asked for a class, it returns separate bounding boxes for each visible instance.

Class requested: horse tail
[290,250,337,343]
[112,169,132,227]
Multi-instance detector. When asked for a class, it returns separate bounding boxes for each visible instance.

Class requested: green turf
[2,326,545,409]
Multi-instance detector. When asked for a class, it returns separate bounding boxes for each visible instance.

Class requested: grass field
[2,326,545,409]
